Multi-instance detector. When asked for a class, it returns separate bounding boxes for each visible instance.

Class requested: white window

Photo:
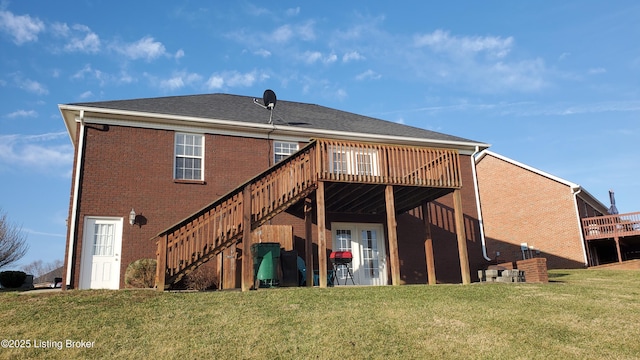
[274,141,299,163]
[329,146,379,176]
[92,223,115,256]
[174,133,204,180]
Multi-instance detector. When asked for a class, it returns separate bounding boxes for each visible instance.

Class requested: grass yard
[1,269,639,359]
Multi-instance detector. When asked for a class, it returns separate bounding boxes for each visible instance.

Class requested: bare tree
[22,259,63,277]
[0,208,29,269]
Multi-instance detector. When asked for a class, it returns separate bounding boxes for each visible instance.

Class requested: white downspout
[572,186,589,266]
[65,110,86,287]
[471,146,492,261]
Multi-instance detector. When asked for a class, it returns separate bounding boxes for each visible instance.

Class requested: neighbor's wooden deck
[582,212,640,240]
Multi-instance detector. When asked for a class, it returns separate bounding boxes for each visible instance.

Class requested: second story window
[329,146,379,176]
[274,141,299,163]
[174,133,204,181]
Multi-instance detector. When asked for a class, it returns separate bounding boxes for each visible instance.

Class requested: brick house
[475,150,609,269]
[59,93,491,290]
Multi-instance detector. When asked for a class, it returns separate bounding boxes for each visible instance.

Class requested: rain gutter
[471,146,492,261]
[65,110,85,287]
[571,186,589,266]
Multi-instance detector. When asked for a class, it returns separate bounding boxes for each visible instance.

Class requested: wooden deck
[154,138,464,290]
[582,212,640,240]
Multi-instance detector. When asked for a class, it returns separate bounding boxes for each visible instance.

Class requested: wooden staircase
[154,139,462,290]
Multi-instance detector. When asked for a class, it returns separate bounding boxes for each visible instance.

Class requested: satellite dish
[263,89,277,110]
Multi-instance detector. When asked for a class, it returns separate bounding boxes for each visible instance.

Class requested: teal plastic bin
[251,243,281,287]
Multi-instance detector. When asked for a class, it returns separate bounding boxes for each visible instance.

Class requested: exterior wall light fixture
[129,208,136,226]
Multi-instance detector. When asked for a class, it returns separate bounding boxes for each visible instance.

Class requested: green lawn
[1,269,639,359]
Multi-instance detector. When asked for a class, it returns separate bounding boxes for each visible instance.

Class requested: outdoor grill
[329,251,355,285]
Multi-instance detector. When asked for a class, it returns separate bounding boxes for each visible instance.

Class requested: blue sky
[1,1,639,269]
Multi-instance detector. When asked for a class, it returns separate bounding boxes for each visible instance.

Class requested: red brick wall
[476,154,586,269]
[516,258,548,283]
[69,124,277,288]
[396,154,487,284]
[67,123,485,287]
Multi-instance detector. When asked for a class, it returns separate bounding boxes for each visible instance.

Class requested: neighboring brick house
[475,150,608,269]
[59,93,492,290]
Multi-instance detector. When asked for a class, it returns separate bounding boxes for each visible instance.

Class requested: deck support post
[614,236,623,263]
[385,185,401,286]
[316,181,327,288]
[241,186,253,292]
[422,202,436,285]
[453,189,471,285]
[156,235,168,291]
[304,197,314,287]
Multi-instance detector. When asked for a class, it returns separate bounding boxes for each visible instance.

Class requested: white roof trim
[59,104,491,151]
[476,150,579,188]
[476,150,608,211]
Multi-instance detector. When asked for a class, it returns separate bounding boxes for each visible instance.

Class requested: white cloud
[272,25,293,43]
[113,36,167,61]
[487,59,546,92]
[301,51,336,65]
[254,49,271,57]
[405,29,546,93]
[414,29,513,58]
[52,23,101,53]
[50,22,70,37]
[205,70,268,90]
[286,7,300,16]
[159,71,202,91]
[72,64,94,80]
[0,133,73,176]
[343,51,364,62]
[175,49,185,59]
[355,69,381,81]
[117,70,135,84]
[6,110,37,118]
[588,67,606,74]
[0,10,45,45]
[67,27,100,53]
[13,76,48,95]
[206,75,224,89]
[78,91,93,99]
[70,64,132,87]
[302,51,323,64]
[296,20,315,41]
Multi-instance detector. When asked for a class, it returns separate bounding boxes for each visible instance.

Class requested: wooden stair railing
[155,141,318,289]
[154,138,462,290]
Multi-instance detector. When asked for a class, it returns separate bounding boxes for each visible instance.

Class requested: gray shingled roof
[70,93,484,145]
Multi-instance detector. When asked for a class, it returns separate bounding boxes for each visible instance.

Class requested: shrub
[124,259,157,288]
[184,266,218,291]
[0,270,27,288]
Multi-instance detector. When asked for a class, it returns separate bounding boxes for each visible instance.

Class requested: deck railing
[155,139,461,288]
[582,212,640,240]
[315,139,461,187]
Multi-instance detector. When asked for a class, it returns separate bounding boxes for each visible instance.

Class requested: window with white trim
[329,146,379,176]
[274,141,299,163]
[174,133,204,180]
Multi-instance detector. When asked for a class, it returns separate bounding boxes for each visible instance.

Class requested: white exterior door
[79,217,123,289]
[332,223,387,286]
